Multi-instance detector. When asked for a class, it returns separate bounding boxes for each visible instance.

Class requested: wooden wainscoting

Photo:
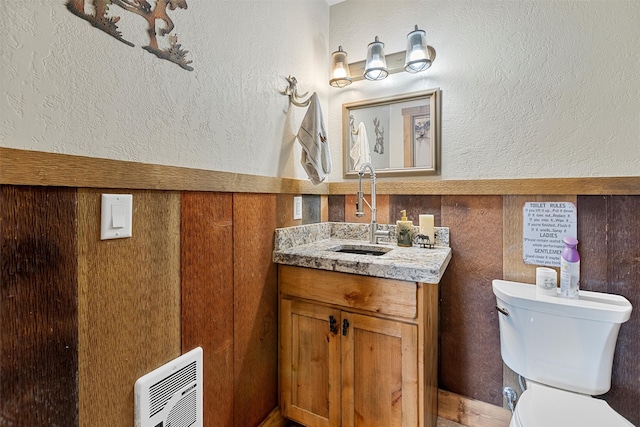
[437,390,511,427]
[3,147,639,196]
[77,188,182,425]
[0,186,79,425]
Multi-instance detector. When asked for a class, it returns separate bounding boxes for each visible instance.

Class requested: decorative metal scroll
[66,0,193,71]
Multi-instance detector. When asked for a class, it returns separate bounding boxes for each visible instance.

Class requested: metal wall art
[66,0,193,71]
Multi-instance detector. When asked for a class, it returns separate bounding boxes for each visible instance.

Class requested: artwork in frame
[343,89,440,178]
[403,105,432,169]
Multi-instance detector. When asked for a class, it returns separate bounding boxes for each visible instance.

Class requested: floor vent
[135,347,203,427]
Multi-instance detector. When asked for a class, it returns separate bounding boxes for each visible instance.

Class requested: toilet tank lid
[492,280,632,324]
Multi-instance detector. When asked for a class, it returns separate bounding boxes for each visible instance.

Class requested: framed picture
[343,89,440,178]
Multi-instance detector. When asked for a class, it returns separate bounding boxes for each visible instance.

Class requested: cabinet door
[341,313,419,427]
[280,299,341,427]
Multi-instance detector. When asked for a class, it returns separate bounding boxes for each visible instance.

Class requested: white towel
[297,93,332,185]
[350,122,371,171]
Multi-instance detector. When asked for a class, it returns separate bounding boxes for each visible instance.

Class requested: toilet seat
[510,383,633,427]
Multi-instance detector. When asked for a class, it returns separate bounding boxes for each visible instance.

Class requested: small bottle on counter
[560,236,580,298]
[396,210,414,247]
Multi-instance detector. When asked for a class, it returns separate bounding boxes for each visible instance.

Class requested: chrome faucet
[356,162,390,244]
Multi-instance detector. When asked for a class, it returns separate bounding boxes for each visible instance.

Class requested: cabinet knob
[329,315,338,334]
[342,319,350,336]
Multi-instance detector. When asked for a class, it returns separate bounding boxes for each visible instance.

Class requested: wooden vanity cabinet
[278,265,439,427]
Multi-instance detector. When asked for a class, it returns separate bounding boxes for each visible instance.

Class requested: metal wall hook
[280,75,311,107]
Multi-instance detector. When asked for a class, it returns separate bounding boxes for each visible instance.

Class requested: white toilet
[492,279,634,427]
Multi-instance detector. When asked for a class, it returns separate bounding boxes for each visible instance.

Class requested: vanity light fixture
[329,46,352,88]
[329,24,436,87]
[363,36,388,81]
[405,25,431,72]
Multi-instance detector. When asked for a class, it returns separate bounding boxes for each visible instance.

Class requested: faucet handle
[373,222,391,244]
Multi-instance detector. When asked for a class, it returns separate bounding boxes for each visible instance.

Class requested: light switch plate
[101,194,133,240]
[293,196,302,220]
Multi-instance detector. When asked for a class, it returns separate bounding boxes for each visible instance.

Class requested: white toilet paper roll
[536,267,558,296]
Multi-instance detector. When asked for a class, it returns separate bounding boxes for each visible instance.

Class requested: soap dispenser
[396,210,414,247]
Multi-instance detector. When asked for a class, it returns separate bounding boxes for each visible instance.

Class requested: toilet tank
[492,279,632,395]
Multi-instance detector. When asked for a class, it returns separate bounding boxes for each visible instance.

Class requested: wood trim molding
[0,147,326,194]
[329,176,640,195]
[438,389,511,427]
[258,407,289,427]
[2,147,638,195]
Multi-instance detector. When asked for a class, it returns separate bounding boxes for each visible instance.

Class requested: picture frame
[343,88,440,178]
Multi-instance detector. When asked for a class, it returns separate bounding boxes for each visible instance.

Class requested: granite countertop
[273,222,452,283]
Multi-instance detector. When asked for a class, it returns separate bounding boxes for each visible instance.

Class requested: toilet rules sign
[523,202,577,267]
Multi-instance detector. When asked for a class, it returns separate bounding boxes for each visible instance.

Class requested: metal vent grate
[166,390,197,427]
[149,361,197,417]
[134,347,203,427]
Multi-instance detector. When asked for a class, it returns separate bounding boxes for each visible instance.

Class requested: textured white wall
[329,0,640,180]
[1,0,329,180]
[2,1,639,182]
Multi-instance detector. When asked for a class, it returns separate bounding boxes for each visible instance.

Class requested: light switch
[101,194,132,240]
[112,204,125,228]
[293,196,302,220]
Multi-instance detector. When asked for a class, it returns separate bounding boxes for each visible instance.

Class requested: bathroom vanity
[273,223,451,427]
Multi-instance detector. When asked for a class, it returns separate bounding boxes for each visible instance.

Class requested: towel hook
[280,75,312,107]
[349,115,358,135]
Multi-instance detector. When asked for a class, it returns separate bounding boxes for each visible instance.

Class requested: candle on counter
[419,214,435,244]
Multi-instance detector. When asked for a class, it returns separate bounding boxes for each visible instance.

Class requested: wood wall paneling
[389,195,442,225]
[579,195,640,425]
[275,194,326,228]
[502,195,576,283]
[344,194,366,224]
[501,195,576,407]
[437,390,510,427]
[2,147,639,427]
[604,196,640,425]
[302,194,321,225]
[276,194,301,228]
[258,407,290,427]
[577,196,609,293]
[77,189,181,425]
[233,193,279,426]
[0,186,79,426]
[330,176,640,196]
[0,147,327,194]
[2,148,639,195]
[181,192,234,426]
[328,194,345,222]
[344,194,390,224]
[439,196,504,405]
[320,194,329,223]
